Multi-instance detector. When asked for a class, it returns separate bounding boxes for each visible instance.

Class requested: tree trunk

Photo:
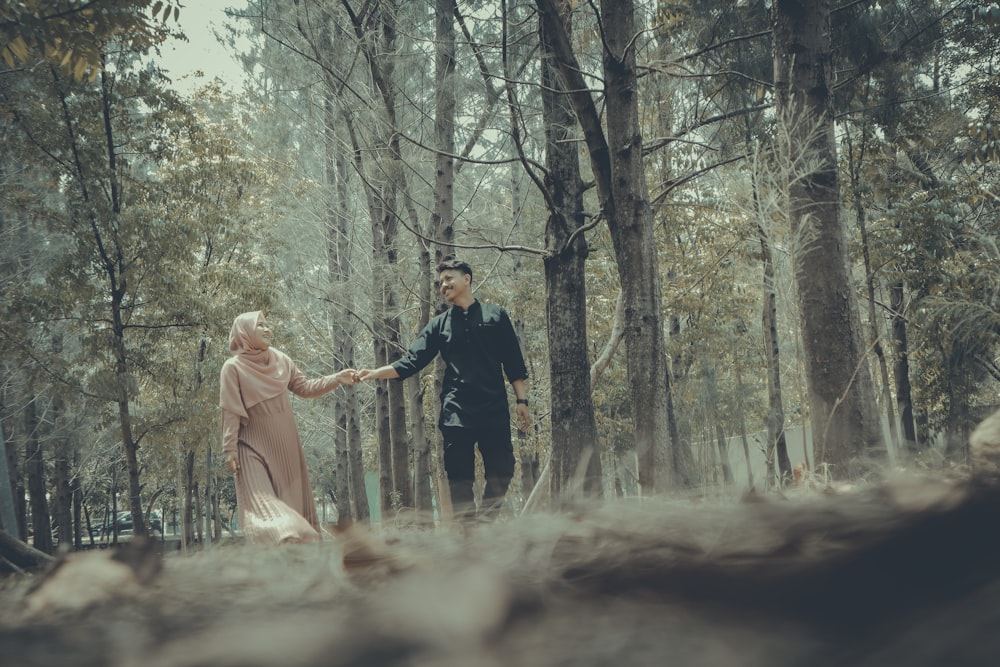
[72,452,83,549]
[52,436,73,549]
[667,311,695,486]
[433,0,457,258]
[48,339,73,549]
[24,397,52,554]
[0,528,52,571]
[405,0,458,517]
[0,196,23,537]
[182,450,195,548]
[538,0,603,500]
[204,449,214,547]
[890,281,918,453]
[374,337,394,516]
[322,88,362,525]
[757,213,792,484]
[535,0,674,491]
[111,314,146,537]
[212,484,222,543]
[772,0,884,478]
[381,35,413,513]
[705,368,735,487]
[601,0,673,491]
[337,101,374,529]
[733,346,757,492]
[110,470,119,545]
[846,123,900,459]
[343,0,411,517]
[0,409,20,537]
[97,69,147,538]
[346,386,369,523]
[386,310,412,510]
[194,478,202,544]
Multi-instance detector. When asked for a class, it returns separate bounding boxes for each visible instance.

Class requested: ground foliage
[1,473,998,667]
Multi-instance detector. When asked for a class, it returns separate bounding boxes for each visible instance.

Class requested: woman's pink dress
[222,366,338,544]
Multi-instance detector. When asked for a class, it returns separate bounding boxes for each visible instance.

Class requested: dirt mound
[1,475,998,667]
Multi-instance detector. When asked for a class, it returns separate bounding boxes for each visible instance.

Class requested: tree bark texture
[53,436,73,547]
[772,0,884,478]
[49,387,72,547]
[600,0,674,491]
[538,0,603,500]
[352,1,413,514]
[705,368,735,486]
[24,397,52,554]
[667,311,696,486]
[182,450,194,548]
[757,218,792,484]
[346,387,369,522]
[0,407,20,537]
[0,176,22,537]
[433,0,457,261]
[373,337,393,516]
[322,86,365,524]
[890,281,918,453]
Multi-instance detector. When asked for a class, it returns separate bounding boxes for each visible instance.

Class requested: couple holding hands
[219,258,530,544]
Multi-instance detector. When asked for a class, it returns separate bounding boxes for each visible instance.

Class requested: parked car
[115,511,133,534]
[114,510,163,535]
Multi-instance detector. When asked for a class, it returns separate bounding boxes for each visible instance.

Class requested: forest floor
[1,475,999,667]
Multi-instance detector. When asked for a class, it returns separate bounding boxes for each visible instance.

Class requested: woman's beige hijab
[220,311,291,418]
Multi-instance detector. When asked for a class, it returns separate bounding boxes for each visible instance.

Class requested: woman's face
[252,316,272,350]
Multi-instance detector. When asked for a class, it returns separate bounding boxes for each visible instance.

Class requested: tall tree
[318,10,369,524]
[23,395,51,553]
[535,0,675,491]
[341,0,413,514]
[772,0,884,477]
[537,0,603,498]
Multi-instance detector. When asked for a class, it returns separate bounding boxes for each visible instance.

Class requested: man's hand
[334,368,359,386]
[516,402,531,432]
[225,451,239,475]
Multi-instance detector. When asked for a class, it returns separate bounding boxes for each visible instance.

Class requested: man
[359,258,530,520]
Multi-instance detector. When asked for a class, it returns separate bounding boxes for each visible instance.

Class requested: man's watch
[516,398,529,406]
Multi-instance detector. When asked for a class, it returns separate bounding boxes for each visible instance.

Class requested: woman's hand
[225,451,239,475]
[334,368,359,386]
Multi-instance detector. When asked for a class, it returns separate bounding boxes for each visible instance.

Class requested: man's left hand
[516,403,531,432]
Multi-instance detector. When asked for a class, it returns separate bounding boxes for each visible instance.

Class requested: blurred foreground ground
[1,475,998,667]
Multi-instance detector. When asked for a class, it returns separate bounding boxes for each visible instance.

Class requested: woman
[220,311,356,544]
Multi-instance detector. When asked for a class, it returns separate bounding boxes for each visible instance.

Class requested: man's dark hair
[437,256,473,280]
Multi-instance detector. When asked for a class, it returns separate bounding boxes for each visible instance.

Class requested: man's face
[438,269,469,303]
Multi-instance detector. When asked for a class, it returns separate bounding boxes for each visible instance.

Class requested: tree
[1,1,182,81]
[536,0,603,498]
[536,0,675,491]
[3,27,282,541]
[772,0,884,477]
[334,0,414,514]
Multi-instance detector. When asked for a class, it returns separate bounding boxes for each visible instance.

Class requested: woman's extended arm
[288,365,357,397]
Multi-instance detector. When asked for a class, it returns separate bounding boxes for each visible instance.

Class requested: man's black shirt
[392,300,528,428]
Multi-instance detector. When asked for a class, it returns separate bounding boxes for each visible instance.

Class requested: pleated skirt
[235,393,320,545]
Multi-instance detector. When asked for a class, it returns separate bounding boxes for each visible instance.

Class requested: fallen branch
[0,530,54,571]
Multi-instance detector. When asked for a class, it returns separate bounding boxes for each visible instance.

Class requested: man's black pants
[441,423,515,518]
